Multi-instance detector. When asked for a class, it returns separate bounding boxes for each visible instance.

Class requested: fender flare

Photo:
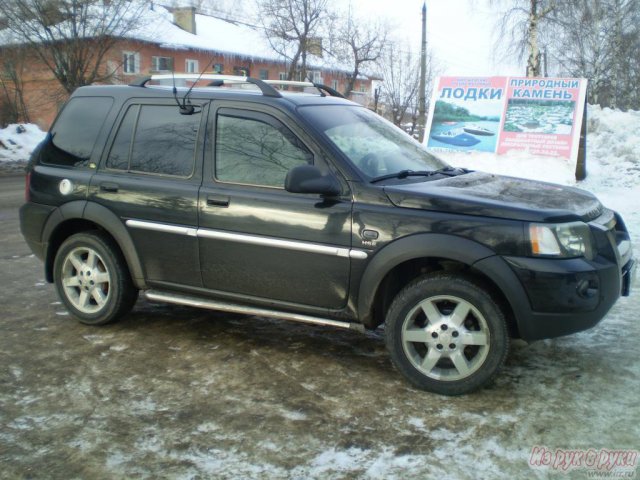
[357,234,517,326]
[42,200,86,281]
[43,201,146,289]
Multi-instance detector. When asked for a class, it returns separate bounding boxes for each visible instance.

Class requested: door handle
[100,182,119,193]
[206,195,230,207]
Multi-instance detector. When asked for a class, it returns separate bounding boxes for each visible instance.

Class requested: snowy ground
[1,107,639,478]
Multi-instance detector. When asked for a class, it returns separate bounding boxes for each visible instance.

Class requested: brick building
[0,6,375,129]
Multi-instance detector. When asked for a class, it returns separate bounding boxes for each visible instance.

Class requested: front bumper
[503,255,632,340]
[496,208,633,341]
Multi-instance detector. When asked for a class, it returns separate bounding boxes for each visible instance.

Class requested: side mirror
[285,165,341,196]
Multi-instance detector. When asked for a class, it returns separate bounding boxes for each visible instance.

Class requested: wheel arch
[43,201,146,289]
[357,234,523,337]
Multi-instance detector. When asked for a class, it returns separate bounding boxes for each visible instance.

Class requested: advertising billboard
[425,76,588,165]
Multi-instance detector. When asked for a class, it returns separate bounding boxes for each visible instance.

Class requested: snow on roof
[120,5,367,77]
[0,4,372,78]
[127,7,279,61]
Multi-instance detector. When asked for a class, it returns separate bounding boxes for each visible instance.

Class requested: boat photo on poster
[426,77,506,152]
[425,76,588,168]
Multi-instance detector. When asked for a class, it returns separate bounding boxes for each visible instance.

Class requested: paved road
[1,175,638,479]
[0,174,25,209]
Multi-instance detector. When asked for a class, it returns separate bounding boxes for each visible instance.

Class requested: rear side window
[106,105,137,171]
[106,104,200,177]
[43,97,113,167]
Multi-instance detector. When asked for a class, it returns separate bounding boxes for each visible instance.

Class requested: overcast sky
[349,0,524,76]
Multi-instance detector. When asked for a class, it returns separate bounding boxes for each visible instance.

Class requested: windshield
[299,105,447,179]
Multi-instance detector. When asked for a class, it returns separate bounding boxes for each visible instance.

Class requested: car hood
[383,171,603,223]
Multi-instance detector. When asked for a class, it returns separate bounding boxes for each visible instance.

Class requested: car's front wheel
[54,231,138,325]
[385,273,508,395]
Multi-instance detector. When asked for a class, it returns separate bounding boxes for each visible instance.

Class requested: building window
[360,85,366,93]
[233,66,250,77]
[123,52,140,74]
[279,72,287,81]
[331,80,339,91]
[151,56,173,72]
[311,71,322,83]
[186,59,199,74]
[259,69,269,80]
[213,63,223,74]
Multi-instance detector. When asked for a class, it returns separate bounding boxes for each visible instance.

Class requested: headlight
[529,222,593,258]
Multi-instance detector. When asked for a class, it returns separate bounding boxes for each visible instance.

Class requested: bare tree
[524,0,556,76]
[0,46,30,126]
[550,0,640,110]
[0,0,151,94]
[377,43,419,127]
[594,0,638,109]
[256,0,328,80]
[490,0,640,109]
[377,41,438,132]
[491,0,557,77]
[330,5,388,97]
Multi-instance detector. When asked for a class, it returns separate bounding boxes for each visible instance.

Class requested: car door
[198,103,354,309]
[89,99,207,288]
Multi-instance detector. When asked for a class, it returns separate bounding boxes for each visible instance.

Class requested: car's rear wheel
[385,273,508,395]
[54,232,138,325]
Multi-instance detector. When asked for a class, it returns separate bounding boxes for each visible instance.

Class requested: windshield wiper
[369,167,462,184]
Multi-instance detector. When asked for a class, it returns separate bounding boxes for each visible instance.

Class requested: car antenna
[180,57,215,115]
[304,73,324,96]
[171,69,195,115]
[171,70,184,111]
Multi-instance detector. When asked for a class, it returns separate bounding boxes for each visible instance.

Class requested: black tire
[385,273,508,395]
[53,231,138,325]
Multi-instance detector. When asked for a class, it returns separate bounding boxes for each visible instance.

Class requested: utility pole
[418,1,427,142]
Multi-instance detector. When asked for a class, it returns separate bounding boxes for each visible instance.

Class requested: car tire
[53,231,138,325]
[385,273,508,395]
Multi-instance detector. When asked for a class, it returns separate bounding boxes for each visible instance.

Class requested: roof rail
[264,80,314,87]
[129,74,282,98]
[129,74,346,99]
[263,80,345,98]
[313,83,345,99]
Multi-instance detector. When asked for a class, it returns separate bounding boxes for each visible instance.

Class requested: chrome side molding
[126,219,369,260]
[144,290,366,333]
[126,219,197,237]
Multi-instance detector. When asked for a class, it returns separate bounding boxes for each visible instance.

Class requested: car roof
[72,84,358,108]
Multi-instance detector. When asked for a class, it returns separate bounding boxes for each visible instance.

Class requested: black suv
[20,75,635,395]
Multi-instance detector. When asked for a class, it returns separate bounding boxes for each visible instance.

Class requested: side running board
[144,290,365,333]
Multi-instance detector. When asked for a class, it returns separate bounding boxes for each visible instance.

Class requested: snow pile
[581,105,640,189]
[0,124,46,166]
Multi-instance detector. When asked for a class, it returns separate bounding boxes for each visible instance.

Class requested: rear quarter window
[42,96,114,167]
[106,104,200,178]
